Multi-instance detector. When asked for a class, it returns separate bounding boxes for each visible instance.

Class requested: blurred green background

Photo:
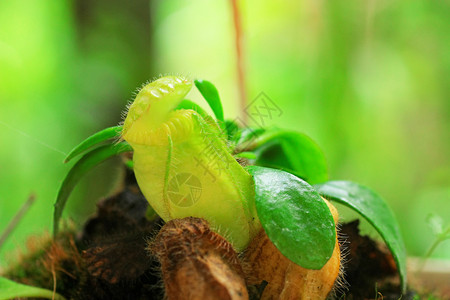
[0,0,448,266]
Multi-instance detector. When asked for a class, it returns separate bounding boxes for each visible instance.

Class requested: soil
[2,169,426,299]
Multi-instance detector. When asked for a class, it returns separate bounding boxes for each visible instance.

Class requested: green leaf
[175,99,209,119]
[314,181,407,292]
[64,126,122,163]
[248,129,328,184]
[0,276,66,300]
[53,142,132,236]
[194,79,224,123]
[247,166,336,270]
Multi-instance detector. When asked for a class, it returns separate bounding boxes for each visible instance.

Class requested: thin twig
[51,262,57,300]
[230,0,248,124]
[0,193,36,249]
[418,228,450,273]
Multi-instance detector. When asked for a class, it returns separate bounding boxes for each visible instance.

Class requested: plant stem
[237,129,282,152]
[230,0,248,124]
[420,227,450,273]
[0,194,36,249]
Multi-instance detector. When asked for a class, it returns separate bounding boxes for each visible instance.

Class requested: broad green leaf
[64,126,123,163]
[194,79,224,123]
[53,142,132,236]
[314,181,407,292]
[247,166,336,270]
[0,276,66,300]
[248,129,328,184]
[175,99,209,119]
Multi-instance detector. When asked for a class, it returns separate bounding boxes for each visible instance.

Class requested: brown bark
[149,217,248,300]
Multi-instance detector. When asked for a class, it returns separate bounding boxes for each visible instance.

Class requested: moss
[3,223,83,298]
